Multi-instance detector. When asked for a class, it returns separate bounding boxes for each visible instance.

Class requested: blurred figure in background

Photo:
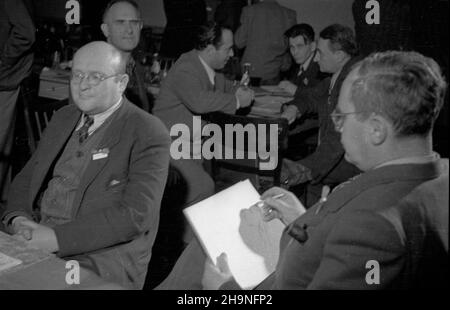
[101,0,152,112]
[234,0,296,85]
[159,0,207,59]
[0,0,35,220]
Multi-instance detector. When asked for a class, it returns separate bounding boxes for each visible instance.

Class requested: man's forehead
[106,2,140,21]
[290,35,306,46]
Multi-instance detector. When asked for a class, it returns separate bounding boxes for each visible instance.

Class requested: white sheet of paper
[183,179,285,289]
[0,252,22,273]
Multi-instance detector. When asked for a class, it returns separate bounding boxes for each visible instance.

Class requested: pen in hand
[255,193,285,215]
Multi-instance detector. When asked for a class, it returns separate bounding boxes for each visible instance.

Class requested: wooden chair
[206,112,289,190]
[20,84,69,153]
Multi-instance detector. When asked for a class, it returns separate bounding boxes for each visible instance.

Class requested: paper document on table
[254,85,293,97]
[0,252,22,273]
[184,179,285,289]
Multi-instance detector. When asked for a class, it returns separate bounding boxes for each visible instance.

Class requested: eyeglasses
[330,110,366,131]
[70,71,121,86]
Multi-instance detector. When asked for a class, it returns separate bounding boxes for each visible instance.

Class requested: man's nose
[124,21,133,34]
[79,76,91,90]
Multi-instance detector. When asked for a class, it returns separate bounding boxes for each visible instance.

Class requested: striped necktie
[78,115,94,144]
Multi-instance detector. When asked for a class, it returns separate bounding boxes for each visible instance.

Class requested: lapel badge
[303,78,309,86]
[92,148,110,160]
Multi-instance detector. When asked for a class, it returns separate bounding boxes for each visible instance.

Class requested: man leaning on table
[152,22,254,241]
[1,41,171,290]
[157,50,448,290]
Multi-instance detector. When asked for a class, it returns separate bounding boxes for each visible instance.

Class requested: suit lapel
[29,106,81,207]
[70,100,130,216]
[190,51,215,91]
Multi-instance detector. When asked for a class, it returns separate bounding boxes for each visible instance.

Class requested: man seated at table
[280,24,361,207]
[152,22,254,241]
[278,23,328,96]
[101,0,152,112]
[278,23,329,162]
[157,50,448,290]
[1,41,171,290]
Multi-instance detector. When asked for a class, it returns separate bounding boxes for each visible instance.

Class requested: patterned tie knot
[78,114,94,144]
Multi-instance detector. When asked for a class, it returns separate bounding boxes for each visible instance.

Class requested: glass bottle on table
[150,53,161,84]
[241,62,251,88]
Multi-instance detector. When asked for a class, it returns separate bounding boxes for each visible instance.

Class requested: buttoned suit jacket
[234,0,297,82]
[153,49,237,142]
[288,59,328,95]
[2,98,171,289]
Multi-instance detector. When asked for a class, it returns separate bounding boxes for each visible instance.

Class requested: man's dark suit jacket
[1,98,171,289]
[156,158,448,289]
[287,57,361,186]
[287,59,328,95]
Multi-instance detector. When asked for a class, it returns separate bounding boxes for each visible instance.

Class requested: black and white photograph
[0,0,448,295]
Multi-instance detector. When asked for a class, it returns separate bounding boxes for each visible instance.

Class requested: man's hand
[260,187,306,226]
[202,253,234,290]
[235,87,254,108]
[278,80,297,96]
[11,216,35,241]
[280,158,313,187]
[12,218,59,253]
[280,105,299,125]
[25,223,59,253]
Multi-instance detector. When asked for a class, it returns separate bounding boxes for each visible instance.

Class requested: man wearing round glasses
[2,41,171,289]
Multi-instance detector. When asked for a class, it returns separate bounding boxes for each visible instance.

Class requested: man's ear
[118,74,129,92]
[368,115,388,146]
[100,23,109,38]
[310,41,317,52]
[334,50,347,63]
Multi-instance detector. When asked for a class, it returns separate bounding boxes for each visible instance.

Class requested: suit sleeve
[298,129,346,182]
[1,151,37,229]
[53,120,171,256]
[288,78,329,115]
[1,0,35,67]
[171,67,237,114]
[234,7,249,49]
[307,210,406,289]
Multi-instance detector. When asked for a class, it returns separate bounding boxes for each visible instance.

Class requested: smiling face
[70,43,127,115]
[210,29,234,70]
[101,2,143,53]
[289,35,315,65]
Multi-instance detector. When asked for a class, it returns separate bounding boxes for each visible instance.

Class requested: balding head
[71,41,129,115]
[73,41,126,75]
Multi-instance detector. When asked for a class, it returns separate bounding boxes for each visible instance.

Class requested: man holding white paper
[158,51,448,290]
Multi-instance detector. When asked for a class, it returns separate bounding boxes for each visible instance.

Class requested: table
[38,67,70,100]
[0,231,124,290]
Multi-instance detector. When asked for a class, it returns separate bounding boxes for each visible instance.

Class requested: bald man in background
[101,0,152,112]
[1,41,171,289]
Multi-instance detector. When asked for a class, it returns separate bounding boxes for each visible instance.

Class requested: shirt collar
[77,97,123,131]
[198,55,216,85]
[299,53,314,75]
[375,152,440,169]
